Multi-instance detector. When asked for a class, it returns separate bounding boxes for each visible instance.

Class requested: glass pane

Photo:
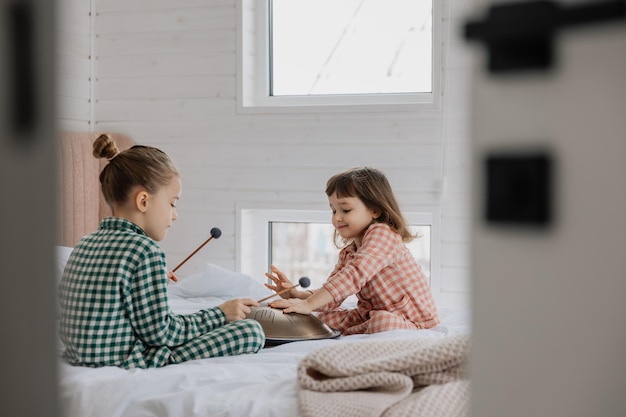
[269,222,431,293]
[269,222,336,290]
[271,0,433,96]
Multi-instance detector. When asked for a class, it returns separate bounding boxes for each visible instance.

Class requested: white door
[467,2,626,416]
[0,1,59,415]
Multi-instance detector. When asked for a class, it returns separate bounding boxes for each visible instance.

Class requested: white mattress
[56,252,471,417]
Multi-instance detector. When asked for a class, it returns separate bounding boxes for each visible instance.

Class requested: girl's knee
[239,318,263,335]
[318,309,362,333]
[367,310,416,332]
[236,319,265,352]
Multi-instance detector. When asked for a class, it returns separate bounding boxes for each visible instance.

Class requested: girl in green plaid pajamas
[58,134,264,369]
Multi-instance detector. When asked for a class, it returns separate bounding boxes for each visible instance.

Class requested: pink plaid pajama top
[318,223,440,334]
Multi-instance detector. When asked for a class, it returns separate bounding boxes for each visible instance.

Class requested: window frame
[236,205,441,303]
[237,0,443,113]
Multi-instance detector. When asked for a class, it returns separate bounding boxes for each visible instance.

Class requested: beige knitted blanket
[297,334,470,417]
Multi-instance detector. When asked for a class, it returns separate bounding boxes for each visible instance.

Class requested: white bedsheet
[56,259,471,417]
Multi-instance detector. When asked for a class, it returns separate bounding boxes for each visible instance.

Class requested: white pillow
[55,246,74,317]
[55,246,74,285]
[168,262,270,300]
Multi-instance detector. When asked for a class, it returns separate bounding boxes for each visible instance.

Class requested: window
[269,222,431,292]
[238,0,441,112]
[237,207,439,303]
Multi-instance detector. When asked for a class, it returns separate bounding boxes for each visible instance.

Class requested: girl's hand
[264,265,299,299]
[219,298,259,322]
[167,271,178,283]
[269,298,313,315]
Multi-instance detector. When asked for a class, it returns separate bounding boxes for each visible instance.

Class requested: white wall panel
[57,31,90,56]
[97,117,443,146]
[58,74,90,100]
[59,120,92,132]
[441,267,471,294]
[441,241,470,268]
[96,98,236,121]
[97,30,236,56]
[57,97,91,121]
[96,0,234,13]
[96,8,235,32]
[96,52,236,78]
[441,217,470,242]
[56,0,92,130]
[57,11,90,34]
[56,54,91,77]
[173,143,442,169]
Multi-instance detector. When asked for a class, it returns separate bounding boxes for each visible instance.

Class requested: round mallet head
[257,276,312,303]
[172,227,223,273]
[210,227,222,239]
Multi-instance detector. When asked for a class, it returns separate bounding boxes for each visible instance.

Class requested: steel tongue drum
[247,276,340,346]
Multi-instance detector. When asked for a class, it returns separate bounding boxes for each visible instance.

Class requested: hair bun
[92,133,120,160]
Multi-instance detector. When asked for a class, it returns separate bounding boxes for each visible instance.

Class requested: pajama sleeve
[323,223,398,303]
[125,246,226,348]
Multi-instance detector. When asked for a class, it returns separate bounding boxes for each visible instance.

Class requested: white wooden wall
[56,0,92,129]
[56,0,473,310]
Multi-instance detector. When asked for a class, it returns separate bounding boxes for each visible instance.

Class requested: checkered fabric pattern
[318,223,440,335]
[58,217,264,369]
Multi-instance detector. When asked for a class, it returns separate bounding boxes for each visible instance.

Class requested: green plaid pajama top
[58,217,264,369]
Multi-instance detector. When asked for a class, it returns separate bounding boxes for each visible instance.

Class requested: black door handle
[464,0,626,73]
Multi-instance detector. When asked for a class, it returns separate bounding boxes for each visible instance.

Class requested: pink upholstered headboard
[57,131,134,247]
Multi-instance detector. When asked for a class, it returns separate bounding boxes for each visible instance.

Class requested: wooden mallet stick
[258,276,311,303]
[171,227,222,274]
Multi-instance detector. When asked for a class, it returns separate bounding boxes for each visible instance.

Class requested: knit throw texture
[297,334,470,417]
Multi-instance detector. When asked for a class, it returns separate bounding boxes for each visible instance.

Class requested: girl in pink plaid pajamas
[267,167,440,335]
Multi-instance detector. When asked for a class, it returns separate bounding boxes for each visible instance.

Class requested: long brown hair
[93,134,179,208]
[325,167,415,246]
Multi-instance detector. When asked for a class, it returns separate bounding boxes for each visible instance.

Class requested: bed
[55,131,472,417]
